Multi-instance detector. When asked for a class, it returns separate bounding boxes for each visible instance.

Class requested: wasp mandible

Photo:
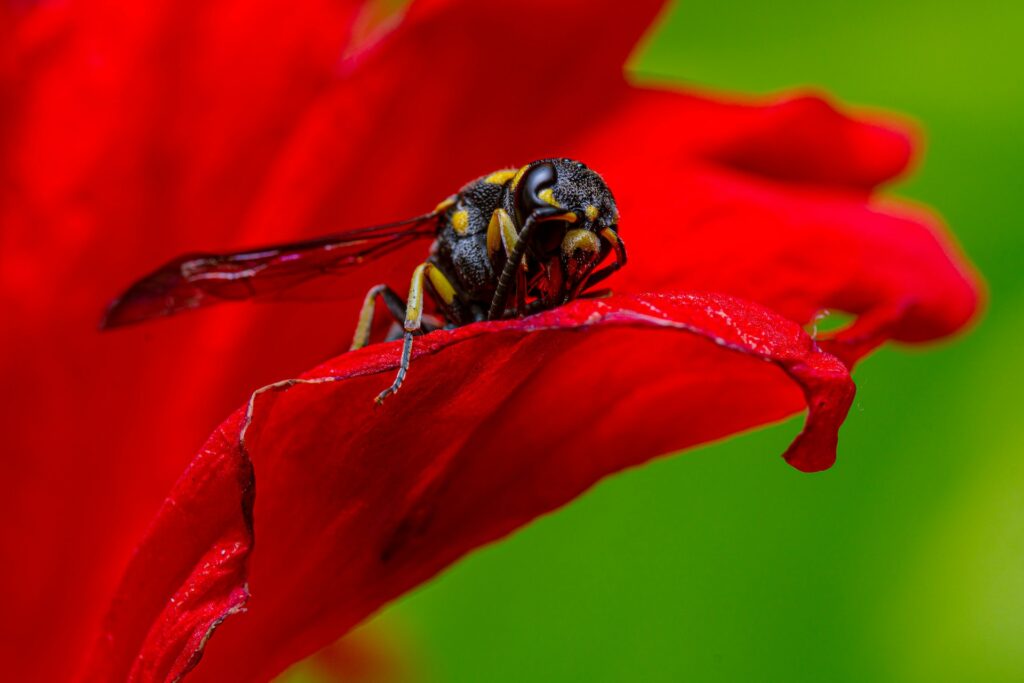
[103,158,627,402]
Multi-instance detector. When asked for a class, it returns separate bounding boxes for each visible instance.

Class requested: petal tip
[779,353,857,473]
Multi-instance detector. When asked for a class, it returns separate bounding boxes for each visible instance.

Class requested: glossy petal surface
[82,293,853,682]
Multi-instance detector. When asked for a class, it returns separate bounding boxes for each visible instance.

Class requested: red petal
[578,88,981,364]
[81,292,853,682]
[233,0,667,244]
[3,1,980,679]
[591,87,916,189]
[1,3,373,677]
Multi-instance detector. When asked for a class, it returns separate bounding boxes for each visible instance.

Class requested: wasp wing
[101,213,439,329]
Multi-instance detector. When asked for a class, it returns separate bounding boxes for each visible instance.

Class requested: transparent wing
[101,214,439,328]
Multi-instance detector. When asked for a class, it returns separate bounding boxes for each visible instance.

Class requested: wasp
[103,158,627,402]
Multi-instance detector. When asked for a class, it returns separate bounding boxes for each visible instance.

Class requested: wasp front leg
[375,261,462,404]
[486,208,530,319]
[580,227,628,293]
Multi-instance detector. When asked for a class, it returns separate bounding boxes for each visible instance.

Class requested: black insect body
[103,158,627,402]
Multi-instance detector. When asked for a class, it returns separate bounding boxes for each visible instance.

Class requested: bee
[103,158,627,402]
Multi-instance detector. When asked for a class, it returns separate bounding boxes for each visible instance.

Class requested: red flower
[0,1,979,682]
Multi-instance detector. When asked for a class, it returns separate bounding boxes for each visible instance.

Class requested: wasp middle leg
[375,261,463,404]
[350,284,409,351]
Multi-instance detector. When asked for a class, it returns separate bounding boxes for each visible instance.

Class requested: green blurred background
[286,1,1023,681]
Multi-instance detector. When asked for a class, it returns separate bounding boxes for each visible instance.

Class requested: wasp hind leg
[383,314,444,342]
[350,284,409,351]
[375,262,461,405]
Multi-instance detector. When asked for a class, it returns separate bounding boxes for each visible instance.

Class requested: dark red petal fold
[82,292,853,682]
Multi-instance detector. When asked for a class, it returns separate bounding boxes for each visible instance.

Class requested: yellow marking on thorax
[538,188,562,209]
[452,209,470,234]
[510,164,530,192]
[484,169,517,185]
[585,205,600,221]
[434,195,456,213]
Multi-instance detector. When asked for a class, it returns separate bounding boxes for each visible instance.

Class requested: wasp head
[509,158,623,306]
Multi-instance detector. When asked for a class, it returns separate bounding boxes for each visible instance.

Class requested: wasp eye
[514,162,558,224]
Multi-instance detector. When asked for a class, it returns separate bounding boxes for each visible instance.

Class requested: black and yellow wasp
[103,158,627,402]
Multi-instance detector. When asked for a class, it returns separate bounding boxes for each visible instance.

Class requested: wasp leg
[488,214,539,320]
[486,208,529,316]
[421,313,445,332]
[375,262,460,404]
[486,208,513,265]
[580,227,628,294]
[515,265,528,316]
[581,261,620,292]
[350,284,409,351]
[384,314,446,343]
